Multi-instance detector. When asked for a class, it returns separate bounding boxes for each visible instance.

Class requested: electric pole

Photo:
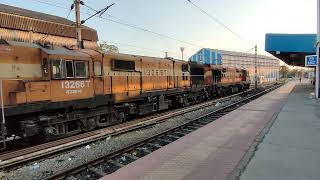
[254,45,258,89]
[316,0,320,98]
[180,47,185,60]
[75,0,82,49]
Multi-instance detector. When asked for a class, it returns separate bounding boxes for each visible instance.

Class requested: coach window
[65,60,74,78]
[51,59,65,79]
[94,61,103,76]
[74,61,89,78]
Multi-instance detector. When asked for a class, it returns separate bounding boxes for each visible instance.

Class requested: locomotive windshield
[74,61,89,78]
[93,61,103,76]
[51,59,65,79]
[51,59,89,79]
[65,60,74,78]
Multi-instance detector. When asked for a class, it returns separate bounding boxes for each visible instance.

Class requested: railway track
[0,83,282,172]
[45,83,283,180]
[0,89,251,169]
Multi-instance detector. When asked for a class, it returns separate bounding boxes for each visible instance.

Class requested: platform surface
[240,82,320,180]
[100,81,296,180]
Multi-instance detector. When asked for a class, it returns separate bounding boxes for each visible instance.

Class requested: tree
[279,65,289,78]
[99,41,119,53]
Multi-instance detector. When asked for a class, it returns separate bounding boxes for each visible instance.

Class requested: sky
[1,0,317,60]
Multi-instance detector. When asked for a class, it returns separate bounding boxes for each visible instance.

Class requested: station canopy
[265,34,316,66]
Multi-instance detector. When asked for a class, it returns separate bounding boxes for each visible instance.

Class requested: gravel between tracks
[2,97,240,180]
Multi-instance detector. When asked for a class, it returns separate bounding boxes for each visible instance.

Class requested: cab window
[94,61,103,76]
[51,59,65,79]
[74,61,89,78]
[65,60,74,78]
[51,59,89,79]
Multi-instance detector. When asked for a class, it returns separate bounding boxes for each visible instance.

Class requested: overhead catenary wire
[27,1,184,57]
[106,41,180,56]
[94,15,203,48]
[24,0,187,58]
[245,46,256,53]
[29,0,69,10]
[186,0,254,47]
[27,0,204,49]
[26,0,263,60]
[80,2,115,24]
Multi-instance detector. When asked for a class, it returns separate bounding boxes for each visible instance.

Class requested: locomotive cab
[46,55,94,102]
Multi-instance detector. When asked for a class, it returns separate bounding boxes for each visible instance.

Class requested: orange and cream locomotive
[0,40,250,144]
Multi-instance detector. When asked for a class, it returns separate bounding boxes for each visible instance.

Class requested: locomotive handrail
[0,80,6,149]
[0,80,5,125]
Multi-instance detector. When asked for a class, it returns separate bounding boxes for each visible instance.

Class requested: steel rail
[0,83,279,170]
[46,83,283,180]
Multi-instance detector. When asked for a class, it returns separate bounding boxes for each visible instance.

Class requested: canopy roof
[265,34,316,66]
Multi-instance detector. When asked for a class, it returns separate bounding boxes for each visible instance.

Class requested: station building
[189,48,280,84]
[0,3,98,49]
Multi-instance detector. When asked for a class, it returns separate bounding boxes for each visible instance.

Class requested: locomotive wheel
[81,117,97,132]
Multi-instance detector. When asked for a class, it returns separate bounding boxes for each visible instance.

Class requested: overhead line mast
[75,0,82,49]
[73,0,115,49]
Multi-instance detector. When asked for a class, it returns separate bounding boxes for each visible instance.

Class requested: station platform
[240,81,320,180]
[100,81,315,180]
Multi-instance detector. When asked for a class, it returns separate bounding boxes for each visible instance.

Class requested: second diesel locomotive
[0,40,250,144]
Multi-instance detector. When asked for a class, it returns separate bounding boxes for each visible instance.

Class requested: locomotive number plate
[61,80,91,94]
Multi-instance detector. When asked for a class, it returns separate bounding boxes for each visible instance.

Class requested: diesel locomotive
[0,40,250,145]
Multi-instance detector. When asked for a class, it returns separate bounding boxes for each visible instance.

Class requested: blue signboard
[305,55,318,66]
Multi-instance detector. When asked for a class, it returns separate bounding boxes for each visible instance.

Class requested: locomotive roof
[5,41,91,57]
[104,52,188,63]
[3,40,189,61]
